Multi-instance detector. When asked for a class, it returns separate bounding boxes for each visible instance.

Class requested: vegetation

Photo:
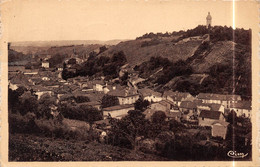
[101,95,120,108]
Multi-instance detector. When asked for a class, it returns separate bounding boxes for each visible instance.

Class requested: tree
[134,97,150,112]
[226,109,237,125]
[108,110,149,150]
[101,95,119,108]
[38,94,57,119]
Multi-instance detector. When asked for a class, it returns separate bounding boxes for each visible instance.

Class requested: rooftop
[199,110,222,120]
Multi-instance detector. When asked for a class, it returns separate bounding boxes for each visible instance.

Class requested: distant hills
[10,39,128,54]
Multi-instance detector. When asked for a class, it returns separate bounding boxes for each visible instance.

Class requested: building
[92,80,106,92]
[8,66,26,74]
[138,88,162,103]
[197,102,225,114]
[42,61,49,68]
[229,101,251,118]
[179,101,197,120]
[107,87,139,105]
[197,93,242,108]
[150,100,176,112]
[32,85,53,99]
[162,90,193,106]
[198,110,225,127]
[211,121,229,139]
[206,12,212,28]
[103,104,135,119]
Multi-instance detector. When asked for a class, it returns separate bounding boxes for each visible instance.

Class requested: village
[8,50,252,141]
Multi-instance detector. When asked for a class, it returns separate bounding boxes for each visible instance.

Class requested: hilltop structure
[206,12,212,28]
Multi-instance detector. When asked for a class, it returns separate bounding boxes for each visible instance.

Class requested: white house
[138,88,162,103]
[42,61,49,68]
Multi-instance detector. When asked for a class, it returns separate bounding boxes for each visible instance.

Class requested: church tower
[206,12,212,29]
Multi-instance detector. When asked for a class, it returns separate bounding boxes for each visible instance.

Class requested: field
[9,133,168,161]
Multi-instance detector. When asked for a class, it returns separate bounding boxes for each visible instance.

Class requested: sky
[2,0,258,42]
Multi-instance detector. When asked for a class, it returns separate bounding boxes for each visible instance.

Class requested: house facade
[198,110,225,127]
[103,104,135,119]
[229,101,251,118]
[138,88,162,103]
[211,121,229,139]
[197,93,242,108]
[162,90,193,106]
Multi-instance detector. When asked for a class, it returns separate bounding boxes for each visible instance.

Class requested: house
[211,121,229,139]
[162,90,193,106]
[197,103,225,114]
[107,87,139,105]
[179,101,197,120]
[24,69,39,75]
[138,88,162,103]
[198,110,225,127]
[8,73,32,90]
[31,85,53,99]
[42,61,49,68]
[166,110,182,122]
[197,93,242,108]
[103,104,135,119]
[8,65,25,74]
[92,80,106,92]
[229,101,251,118]
[150,100,176,112]
[56,64,63,71]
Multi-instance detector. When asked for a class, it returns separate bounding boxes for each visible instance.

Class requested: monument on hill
[206,12,212,28]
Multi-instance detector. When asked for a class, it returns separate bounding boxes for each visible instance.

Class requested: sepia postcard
[0,0,259,166]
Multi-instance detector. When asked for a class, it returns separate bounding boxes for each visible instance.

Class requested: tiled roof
[197,93,241,101]
[103,104,134,111]
[138,88,162,97]
[230,101,251,110]
[158,99,175,106]
[199,110,222,120]
[180,101,197,109]
[107,87,138,97]
[166,111,181,118]
[163,90,191,101]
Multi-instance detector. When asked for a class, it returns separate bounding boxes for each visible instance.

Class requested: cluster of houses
[8,57,251,140]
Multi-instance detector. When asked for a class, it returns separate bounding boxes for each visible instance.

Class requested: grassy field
[9,133,168,161]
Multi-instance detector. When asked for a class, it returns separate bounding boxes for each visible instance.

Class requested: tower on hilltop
[206,12,212,29]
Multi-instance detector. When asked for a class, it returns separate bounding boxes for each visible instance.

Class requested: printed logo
[227,150,248,158]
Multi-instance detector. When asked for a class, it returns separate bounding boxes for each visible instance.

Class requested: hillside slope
[99,36,202,67]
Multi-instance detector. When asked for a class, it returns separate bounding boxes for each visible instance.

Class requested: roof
[103,104,134,111]
[92,80,105,85]
[8,66,25,72]
[197,93,241,101]
[197,103,222,111]
[166,111,181,118]
[212,120,229,127]
[163,90,191,101]
[107,87,138,97]
[31,85,50,92]
[230,101,251,110]
[138,88,161,97]
[180,101,197,109]
[199,110,222,120]
[158,99,175,106]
